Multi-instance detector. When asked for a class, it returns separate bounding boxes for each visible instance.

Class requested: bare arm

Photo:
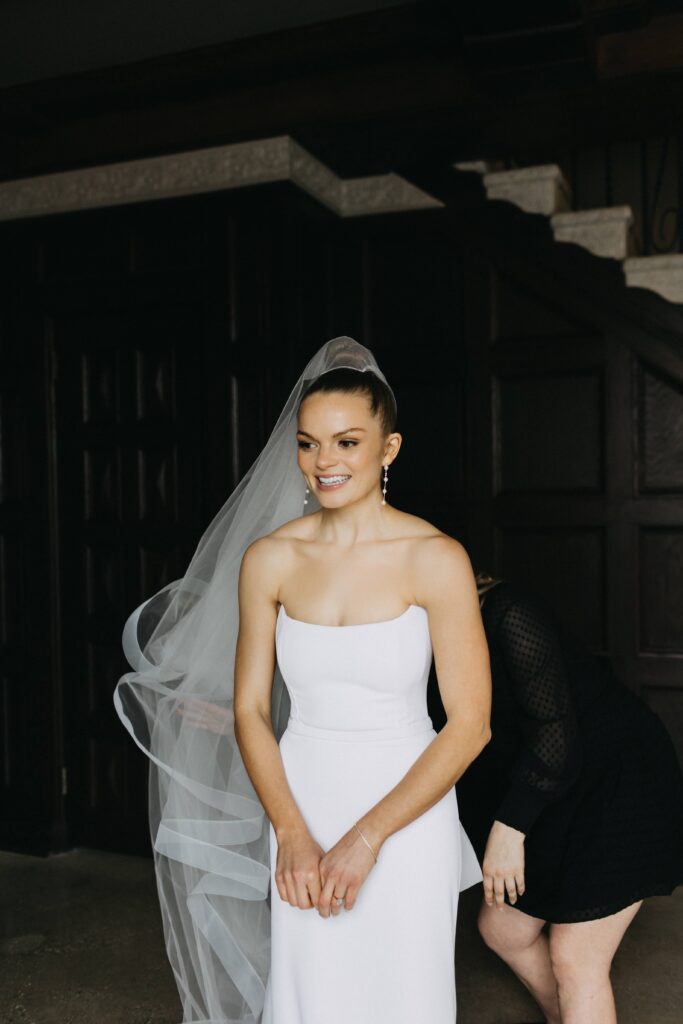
[233,537,324,911]
[316,535,492,916]
[357,535,492,848]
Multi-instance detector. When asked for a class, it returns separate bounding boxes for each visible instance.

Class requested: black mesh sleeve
[493,594,582,835]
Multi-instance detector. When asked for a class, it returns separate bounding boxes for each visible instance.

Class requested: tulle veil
[113,336,394,1023]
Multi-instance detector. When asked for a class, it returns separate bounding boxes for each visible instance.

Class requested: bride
[114,337,490,1024]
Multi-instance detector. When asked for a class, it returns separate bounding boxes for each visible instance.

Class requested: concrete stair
[455,161,682,303]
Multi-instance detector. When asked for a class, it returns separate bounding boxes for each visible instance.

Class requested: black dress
[455,580,683,923]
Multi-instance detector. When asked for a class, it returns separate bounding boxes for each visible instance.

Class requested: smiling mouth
[316,474,351,490]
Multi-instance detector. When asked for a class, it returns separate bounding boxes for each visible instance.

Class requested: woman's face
[296,391,397,508]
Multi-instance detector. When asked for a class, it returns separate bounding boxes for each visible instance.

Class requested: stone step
[551,206,636,260]
[454,158,683,303]
[623,254,683,304]
[483,164,572,216]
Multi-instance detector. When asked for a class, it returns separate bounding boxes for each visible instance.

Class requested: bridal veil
[113,336,394,1023]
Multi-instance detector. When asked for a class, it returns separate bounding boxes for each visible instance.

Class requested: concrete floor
[0,848,681,1024]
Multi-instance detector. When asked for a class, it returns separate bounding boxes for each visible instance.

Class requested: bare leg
[478,900,561,1023]
[549,900,643,1024]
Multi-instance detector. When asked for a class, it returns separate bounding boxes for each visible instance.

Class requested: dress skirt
[262,717,480,1024]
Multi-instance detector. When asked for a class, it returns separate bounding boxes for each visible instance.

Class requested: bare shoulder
[388,507,441,538]
[267,512,320,541]
[239,514,315,585]
[403,520,475,604]
[245,513,314,554]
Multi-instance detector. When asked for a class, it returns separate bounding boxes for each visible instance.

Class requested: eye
[339,439,358,448]
[297,441,315,450]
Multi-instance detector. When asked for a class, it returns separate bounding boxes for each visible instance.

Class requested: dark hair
[474,570,503,597]
[298,367,397,436]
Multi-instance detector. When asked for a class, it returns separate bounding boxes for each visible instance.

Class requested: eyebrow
[296,427,367,438]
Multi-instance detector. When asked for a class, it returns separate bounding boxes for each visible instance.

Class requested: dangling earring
[303,484,310,506]
[381,464,389,505]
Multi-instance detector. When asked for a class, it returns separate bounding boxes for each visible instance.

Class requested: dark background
[1,1,682,856]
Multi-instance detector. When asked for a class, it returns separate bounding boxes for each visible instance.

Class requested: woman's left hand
[482,820,526,909]
[176,697,234,735]
[317,823,381,918]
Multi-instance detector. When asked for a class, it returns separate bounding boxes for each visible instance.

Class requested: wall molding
[0,135,442,222]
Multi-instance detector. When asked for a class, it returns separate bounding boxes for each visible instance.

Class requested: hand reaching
[482,819,526,909]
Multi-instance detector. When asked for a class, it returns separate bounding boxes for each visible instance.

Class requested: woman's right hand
[274,827,325,910]
[482,819,526,908]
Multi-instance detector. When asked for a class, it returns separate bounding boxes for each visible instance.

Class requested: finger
[330,890,345,916]
[307,873,322,910]
[504,876,517,905]
[482,874,495,907]
[343,885,357,911]
[318,876,336,919]
[284,875,298,908]
[274,874,288,904]
[493,876,506,908]
[292,871,314,910]
[515,871,526,897]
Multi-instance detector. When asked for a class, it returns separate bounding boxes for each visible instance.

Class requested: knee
[549,930,608,989]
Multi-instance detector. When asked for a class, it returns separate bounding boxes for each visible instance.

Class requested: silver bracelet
[353,822,378,863]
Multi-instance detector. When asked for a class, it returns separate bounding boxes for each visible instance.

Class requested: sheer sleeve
[493,594,582,835]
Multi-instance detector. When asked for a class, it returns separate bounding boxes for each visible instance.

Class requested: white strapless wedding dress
[262,602,482,1024]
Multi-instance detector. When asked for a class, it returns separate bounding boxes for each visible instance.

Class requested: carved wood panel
[51,195,283,853]
[495,371,604,494]
[0,191,284,854]
[465,223,683,764]
[53,305,207,852]
[0,261,57,853]
[637,361,683,493]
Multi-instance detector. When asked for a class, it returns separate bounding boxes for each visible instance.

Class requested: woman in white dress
[234,357,490,1022]
[114,337,489,1024]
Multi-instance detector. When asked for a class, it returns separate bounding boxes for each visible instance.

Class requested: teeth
[318,475,350,484]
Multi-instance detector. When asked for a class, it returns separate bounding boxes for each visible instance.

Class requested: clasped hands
[175,698,379,917]
[274,823,379,918]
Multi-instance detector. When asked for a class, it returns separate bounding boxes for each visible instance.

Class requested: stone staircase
[455,161,683,303]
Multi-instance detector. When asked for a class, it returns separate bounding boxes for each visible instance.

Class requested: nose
[315,446,341,470]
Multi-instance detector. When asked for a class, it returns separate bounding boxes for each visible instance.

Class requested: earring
[303,485,310,506]
[381,464,389,505]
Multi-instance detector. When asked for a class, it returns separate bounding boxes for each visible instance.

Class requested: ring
[335,897,344,906]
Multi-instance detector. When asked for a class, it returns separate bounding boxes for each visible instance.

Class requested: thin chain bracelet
[353,822,379,863]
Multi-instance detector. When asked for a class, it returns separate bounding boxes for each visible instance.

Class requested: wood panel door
[0,236,59,854]
[0,188,286,854]
[45,195,283,853]
[45,203,222,853]
[52,305,209,852]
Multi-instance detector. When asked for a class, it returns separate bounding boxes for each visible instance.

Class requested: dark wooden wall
[0,184,467,855]
[1,170,681,856]
[456,186,683,758]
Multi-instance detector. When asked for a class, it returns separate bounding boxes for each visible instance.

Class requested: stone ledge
[0,135,443,222]
[551,206,635,259]
[483,164,571,216]
[623,253,683,303]
[453,160,504,175]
